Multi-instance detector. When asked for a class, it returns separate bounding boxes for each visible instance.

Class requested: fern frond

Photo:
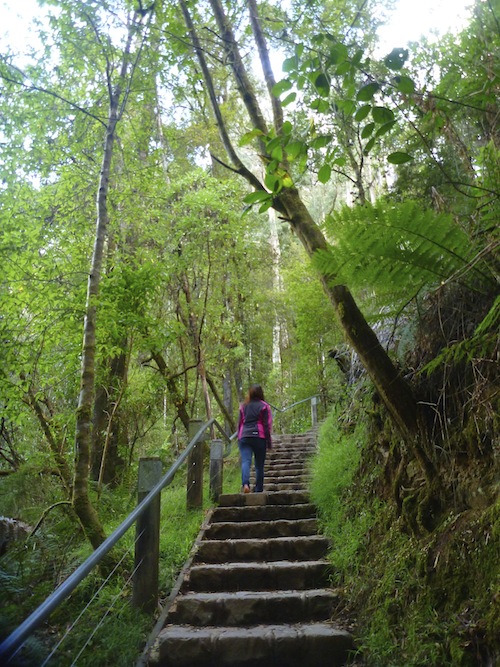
[315,200,491,314]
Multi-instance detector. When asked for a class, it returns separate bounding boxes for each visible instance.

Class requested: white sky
[2,0,473,55]
[377,0,472,50]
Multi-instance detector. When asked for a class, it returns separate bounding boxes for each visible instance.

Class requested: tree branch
[0,69,106,127]
[247,0,283,133]
[179,1,264,192]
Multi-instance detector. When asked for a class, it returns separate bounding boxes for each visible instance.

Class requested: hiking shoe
[242,484,250,493]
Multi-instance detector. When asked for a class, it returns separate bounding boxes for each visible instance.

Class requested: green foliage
[350,503,500,666]
[268,238,343,408]
[312,398,499,665]
[310,403,376,575]
[0,471,208,666]
[315,199,490,314]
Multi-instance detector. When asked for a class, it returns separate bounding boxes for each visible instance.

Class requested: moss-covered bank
[311,400,499,666]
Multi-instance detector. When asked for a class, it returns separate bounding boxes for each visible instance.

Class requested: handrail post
[187,419,204,509]
[311,396,318,428]
[209,439,224,502]
[132,457,162,613]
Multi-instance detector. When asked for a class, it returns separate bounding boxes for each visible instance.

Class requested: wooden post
[209,439,224,502]
[132,457,162,613]
[311,396,318,428]
[187,419,204,510]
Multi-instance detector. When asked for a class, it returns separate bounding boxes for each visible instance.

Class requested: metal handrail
[269,395,319,415]
[0,396,319,662]
[0,418,232,663]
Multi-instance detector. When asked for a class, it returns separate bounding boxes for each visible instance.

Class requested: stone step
[268,447,315,456]
[166,589,341,626]
[259,482,307,492]
[218,490,310,507]
[254,470,311,484]
[273,436,316,444]
[194,536,330,563]
[270,444,315,450]
[265,461,311,469]
[141,430,354,667]
[269,455,314,459]
[204,517,319,540]
[181,560,331,592]
[211,503,316,523]
[253,474,309,485]
[264,463,307,477]
[149,622,353,667]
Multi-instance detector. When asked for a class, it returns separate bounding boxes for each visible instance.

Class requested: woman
[237,384,273,493]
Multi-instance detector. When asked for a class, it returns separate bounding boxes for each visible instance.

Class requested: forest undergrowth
[0,450,242,666]
[310,290,499,666]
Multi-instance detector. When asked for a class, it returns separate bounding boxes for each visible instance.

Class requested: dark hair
[245,383,265,403]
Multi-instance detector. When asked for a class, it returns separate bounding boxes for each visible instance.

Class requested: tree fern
[315,200,491,314]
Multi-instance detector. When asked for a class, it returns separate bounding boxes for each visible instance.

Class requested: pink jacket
[238,399,273,448]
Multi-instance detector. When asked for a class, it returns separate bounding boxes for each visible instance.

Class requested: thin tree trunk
[73,11,149,550]
[73,111,119,548]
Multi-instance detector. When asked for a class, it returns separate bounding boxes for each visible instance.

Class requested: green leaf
[281,92,297,107]
[243,190,272,205]
[310,135,332,150]
[282,121,293,135]
[338,99,356,116]
[298,153,308,173]
[354,105,371,122]
[351,49,364,67]
[271,144,283,161]
[361,123,375,139]
[384,48,409,70]
[239,128,265,146]
[313,72,330,97]
[286,141,306,160]
[310,98,330,113]
[357,82,380,101]
[266,137,281,153]
[328,43,348,65]
[372,106,395,124]
[333,156,346,167]
[387,151,414,164]
[336,61,351,76]
[259,199,273,213]
[375,120,397,137]
[282,56,298,73]
[265,172,282,193]
[272,79,293,97]
[296,75,306,90]
[295,43,304,58]
[363,137,376,155]
[394,75,416,94]
[318,164,332,184]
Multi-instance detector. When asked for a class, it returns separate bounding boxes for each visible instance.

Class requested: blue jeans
[238,437,267,492]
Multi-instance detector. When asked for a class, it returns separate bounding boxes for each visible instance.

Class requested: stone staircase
[145,432,354,667]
